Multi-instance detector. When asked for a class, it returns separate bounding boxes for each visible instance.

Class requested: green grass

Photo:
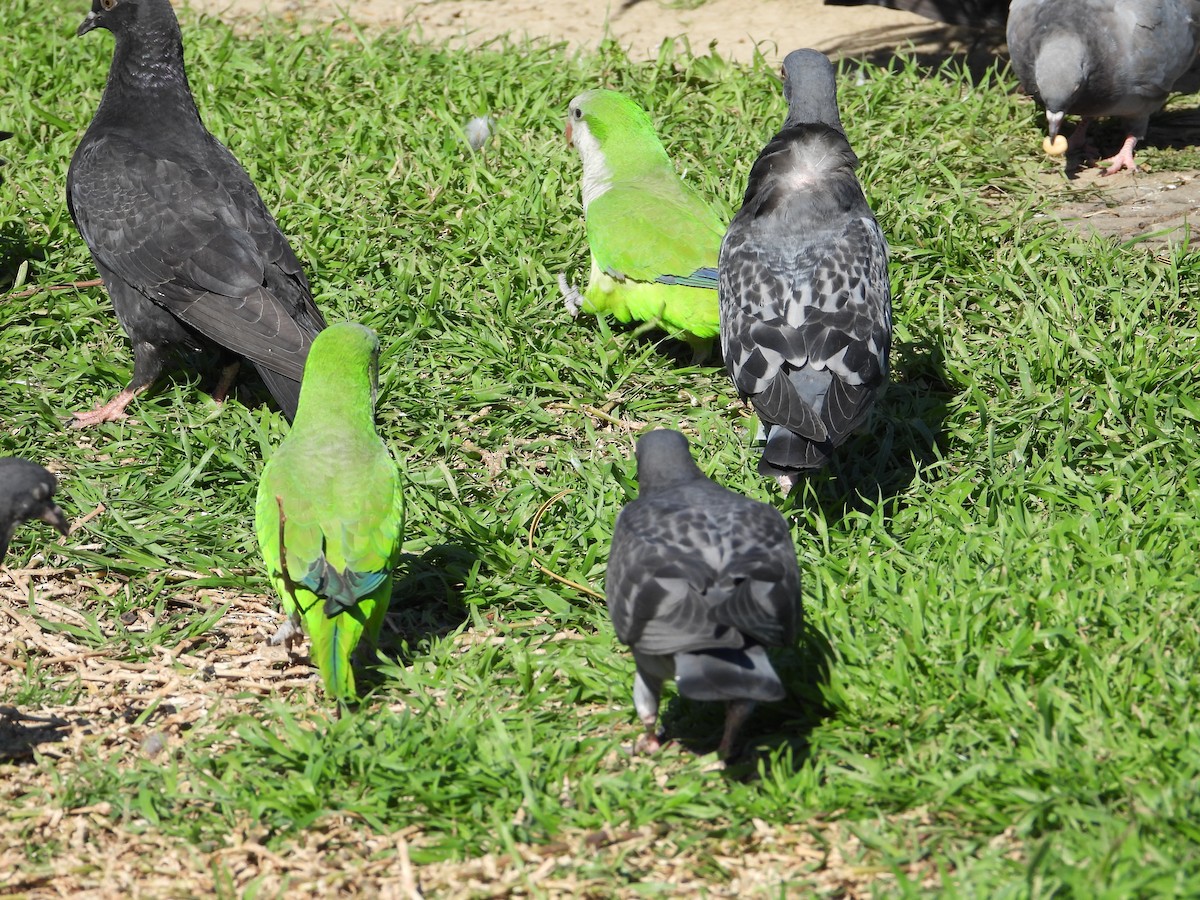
[4,0,1200,895]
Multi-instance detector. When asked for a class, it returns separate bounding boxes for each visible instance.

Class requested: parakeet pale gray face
[565,95,613,210]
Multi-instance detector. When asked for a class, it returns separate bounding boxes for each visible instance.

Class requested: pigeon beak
[77,11,99,36]
[565,118,573,147]
[1046,109,1065,141]
[39,504,70,537]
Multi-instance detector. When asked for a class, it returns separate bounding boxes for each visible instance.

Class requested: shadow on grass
[0,222,45,294]
[786,339,956,525]
[0,706,73,762]
[359,538,477,691]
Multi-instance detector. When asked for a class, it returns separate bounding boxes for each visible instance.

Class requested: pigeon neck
[102,27,199,118]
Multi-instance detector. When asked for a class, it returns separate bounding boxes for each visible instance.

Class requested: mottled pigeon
[67,0,326,427]
[1007,0,1200,174]
[0,459,69,563]
[719,49,892,493]
[605,429,801,760]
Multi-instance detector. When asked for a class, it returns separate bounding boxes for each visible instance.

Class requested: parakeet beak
[565,118,573,147]
[40,504,70,537]
[77,11,99,36]
[1046,109,1065,141]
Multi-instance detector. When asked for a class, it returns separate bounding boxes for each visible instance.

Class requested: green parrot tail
[306,601,370,701]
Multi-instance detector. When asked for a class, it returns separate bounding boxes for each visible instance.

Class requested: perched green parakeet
[255,322,403,702]
[558,89,726,361]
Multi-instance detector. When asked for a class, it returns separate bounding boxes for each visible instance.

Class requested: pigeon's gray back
[719,109,891,472]
[607,432,801,657]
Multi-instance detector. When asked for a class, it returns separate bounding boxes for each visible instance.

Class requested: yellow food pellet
[1042,135,1068,156]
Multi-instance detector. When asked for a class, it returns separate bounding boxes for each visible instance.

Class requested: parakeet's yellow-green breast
[255,322,403,702]
[560,89,726,357]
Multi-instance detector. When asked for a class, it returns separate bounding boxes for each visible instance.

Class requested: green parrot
[558,89,726,361]
[255,322,403,702]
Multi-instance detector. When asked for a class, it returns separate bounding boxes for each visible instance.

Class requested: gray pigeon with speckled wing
[1007,0,1200,174]
[0,459,69,563]
[605,429,801,760]
[719,49,891,494]
[67,0,326,428]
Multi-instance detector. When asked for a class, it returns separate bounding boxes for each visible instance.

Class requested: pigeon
[605,429,801,759]
[719,49,892,493]
[256,323,404,701]
[67,0,326,428]
[1007,0,1200,174]
[824,0,1009,28]
[559,89,726,363]
[0,459,69,564]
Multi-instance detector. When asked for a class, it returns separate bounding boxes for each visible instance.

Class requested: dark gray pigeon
[67,0,326,428]
[605,429,801,760]
[0,459,69,563]
[1007,0,1200,174]
[719,49,892,494]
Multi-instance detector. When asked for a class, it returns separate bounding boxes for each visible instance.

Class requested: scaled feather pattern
[719,49,892,488]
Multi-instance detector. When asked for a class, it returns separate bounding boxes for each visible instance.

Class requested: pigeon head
[633,429,705,493]
[0,459,69,563]
[781,49,845,134]
[77,0,180,39]
[566,90,672,207]
[1034,35,1088,139]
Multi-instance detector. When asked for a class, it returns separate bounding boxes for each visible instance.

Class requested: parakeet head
[781,49,844,135]
[565,89,673,207]
[293,322,382,425]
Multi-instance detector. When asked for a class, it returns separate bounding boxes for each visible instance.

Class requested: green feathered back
[569,89,726,341]
[255,323,404,701]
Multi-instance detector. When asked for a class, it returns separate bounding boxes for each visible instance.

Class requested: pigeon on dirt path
[0,459,69,564]
[1007,0,1200,174]
[67,0,326,428]
[718,49,892,494]
[605,429,801,760]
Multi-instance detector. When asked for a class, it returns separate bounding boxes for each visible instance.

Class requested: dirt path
[192,0,971,63]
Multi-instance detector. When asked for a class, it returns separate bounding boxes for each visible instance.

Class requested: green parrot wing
[586,182,724,288]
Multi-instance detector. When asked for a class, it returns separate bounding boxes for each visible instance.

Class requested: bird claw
[634,731,664,754]
[558,274,583,317]
[268,617,302,650]
[69,388,139,429]
[1099,137,1139,176]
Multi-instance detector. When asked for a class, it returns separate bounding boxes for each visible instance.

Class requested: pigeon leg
[211,359,241,404]
[1100,135,1140,176]
[631,668,665,753]
[717,699,757,760]
[69,386,143,429]
[1065,118,1096,158]
[558,274,584,317]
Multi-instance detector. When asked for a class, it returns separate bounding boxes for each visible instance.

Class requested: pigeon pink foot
[70,388,141,429]
[1100,136,1140,176]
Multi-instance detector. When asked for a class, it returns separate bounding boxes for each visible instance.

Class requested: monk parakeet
[559,89,726,361]
[255,322,403,701]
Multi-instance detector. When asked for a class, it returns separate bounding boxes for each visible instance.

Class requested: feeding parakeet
[559,89,726,362]
[255,322,403,701]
